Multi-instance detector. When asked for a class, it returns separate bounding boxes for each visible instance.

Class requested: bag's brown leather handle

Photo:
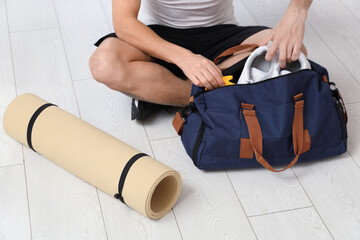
[214,43,259,65]
[241,93,305,172]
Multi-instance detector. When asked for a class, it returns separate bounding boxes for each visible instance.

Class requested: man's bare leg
[89,29,307,107]
[89,37,192,107]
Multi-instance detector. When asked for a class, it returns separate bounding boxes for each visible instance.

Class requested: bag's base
[196,138,347,170]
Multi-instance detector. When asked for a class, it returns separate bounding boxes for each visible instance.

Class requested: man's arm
[112,0,224,90]
[262,0,313,68]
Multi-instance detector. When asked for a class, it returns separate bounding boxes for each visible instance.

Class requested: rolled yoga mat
[3,93,182,220]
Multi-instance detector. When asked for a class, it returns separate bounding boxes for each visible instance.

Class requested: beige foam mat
[3,93,181,219]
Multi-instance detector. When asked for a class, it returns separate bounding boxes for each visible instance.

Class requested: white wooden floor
[1,0,360,239]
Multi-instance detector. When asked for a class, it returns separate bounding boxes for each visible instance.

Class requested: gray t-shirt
[138,0,238,28]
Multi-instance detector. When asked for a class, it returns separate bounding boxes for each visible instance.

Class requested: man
[89,0,312,120]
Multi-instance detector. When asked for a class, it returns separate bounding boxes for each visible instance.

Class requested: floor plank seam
[345,101,359,168]
[239,0,259,26]
[291,168,335,240]
[346,150,360,168]
[225,170,259,240]
[22,148,34,240]
[141,121,184,238]
[73,78,94,82]
[51,0,82,117]
[148,135,180,142]
[345,102,359,107]
[141,121,156,157]
[0,163,24,169]
[4,2,32,239]
[96,189,110,240]
[307,23,360,87]
[9,27,59,34]
[98,0,112,31]
[171,210,184,240]
[338,1,360,24]
[4,0,19,97]
[248,205,312,219]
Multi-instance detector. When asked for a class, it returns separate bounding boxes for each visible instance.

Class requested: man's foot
[131,99,163,120]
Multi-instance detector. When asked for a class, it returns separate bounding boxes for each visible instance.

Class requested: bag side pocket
[181,111,204,166]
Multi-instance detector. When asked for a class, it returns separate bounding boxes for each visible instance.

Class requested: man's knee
[89,48,131,91]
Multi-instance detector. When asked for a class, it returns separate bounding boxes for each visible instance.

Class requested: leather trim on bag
[322,75,329,83]
[301,129,311,153]
[172,112,184,135]
[189,96,194,103]
[239,138,254,159]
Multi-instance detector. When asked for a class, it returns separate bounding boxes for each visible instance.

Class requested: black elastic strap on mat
[115,153,148,204]
[27,103,57,152]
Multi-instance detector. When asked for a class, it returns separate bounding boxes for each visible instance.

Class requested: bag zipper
[194,69,315,98]
[191,119,205,166]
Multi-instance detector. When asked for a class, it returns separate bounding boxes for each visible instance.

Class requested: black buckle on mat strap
[114,153,149,204]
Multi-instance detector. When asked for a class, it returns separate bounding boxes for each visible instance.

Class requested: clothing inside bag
[237,44,311,84]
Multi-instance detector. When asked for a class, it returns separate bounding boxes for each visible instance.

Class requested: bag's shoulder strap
[214,43,259,65]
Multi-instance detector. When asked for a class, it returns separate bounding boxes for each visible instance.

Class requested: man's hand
[260,0,312,68]
[176,51,224,90]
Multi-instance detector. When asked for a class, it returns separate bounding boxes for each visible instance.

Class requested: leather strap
[172,96,196,135]
[173,112,185,135]
[322,75,329,83]
[241,94,306,172]
[301,130,311,153]
[189,96,194,103]
[214,43,259,65]
[239,138,254,159]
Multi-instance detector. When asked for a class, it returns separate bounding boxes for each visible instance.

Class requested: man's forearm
[289,0,313,13]
[264,0,312,65]
[112,0,190,65]
[114,18,191,65]
[111,0,224,89]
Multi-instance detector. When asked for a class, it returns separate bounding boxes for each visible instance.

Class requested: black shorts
[94,24,269,78]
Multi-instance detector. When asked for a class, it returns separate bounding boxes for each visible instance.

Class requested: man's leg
[90,29,307,108]
[89,37,192,107]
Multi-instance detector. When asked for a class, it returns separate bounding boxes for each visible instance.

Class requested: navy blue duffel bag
[173,44,348,172]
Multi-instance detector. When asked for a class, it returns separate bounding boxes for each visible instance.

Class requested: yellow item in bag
[205,75,234,91]
[222,75,234,85]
